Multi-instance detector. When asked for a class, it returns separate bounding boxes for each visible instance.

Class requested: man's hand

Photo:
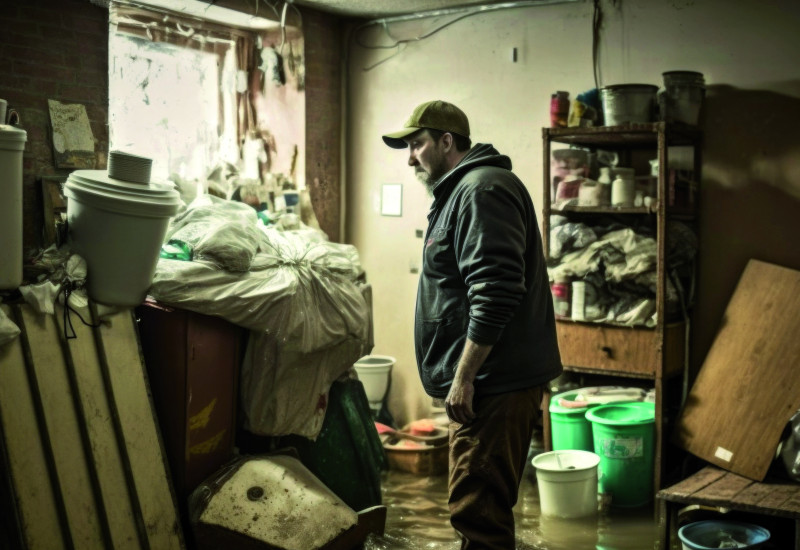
[445,338,493,424]
[445,376,476,424]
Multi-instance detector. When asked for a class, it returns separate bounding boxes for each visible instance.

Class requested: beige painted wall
[344,0,800,427]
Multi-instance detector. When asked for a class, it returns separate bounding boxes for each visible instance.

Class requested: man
[382,100,562,549]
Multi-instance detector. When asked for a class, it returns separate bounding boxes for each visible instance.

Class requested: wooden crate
[384,442,448,476]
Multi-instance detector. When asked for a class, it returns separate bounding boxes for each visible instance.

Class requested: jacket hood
[431,143,512,204]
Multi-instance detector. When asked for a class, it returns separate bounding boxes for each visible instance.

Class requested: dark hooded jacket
[414,143,562,398]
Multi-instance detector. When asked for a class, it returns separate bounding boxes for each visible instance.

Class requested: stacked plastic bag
[149,195,372,439]
[548,216,697,327]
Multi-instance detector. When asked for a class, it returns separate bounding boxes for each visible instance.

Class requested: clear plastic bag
[166,194,261,272]
[0,306,20,346]
[780,409,800,482]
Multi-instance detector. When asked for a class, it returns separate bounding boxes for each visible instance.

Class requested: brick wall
[303,8,343,243]
[0,0,109,256]
[0,0,343,254]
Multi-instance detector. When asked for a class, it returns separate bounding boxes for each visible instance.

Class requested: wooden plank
[758,485,800,514]
[93,306,184,550]
[675,259,800,480]
[0,306,66,550]
[657,466,727,501]
[54,303,143,549]
[693,472,753,502]
[19,306,106,548]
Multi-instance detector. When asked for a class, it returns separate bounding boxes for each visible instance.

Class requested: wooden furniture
[674,260,800,481]
[541,123,703,495]
[136,301,245,516]
[657,465,800,549]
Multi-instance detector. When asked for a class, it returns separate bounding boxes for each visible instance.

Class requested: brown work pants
[448,385,544,550]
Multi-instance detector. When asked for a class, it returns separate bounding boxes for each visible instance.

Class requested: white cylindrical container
[532,450,600,518]
[0,124,28,289]
[353,355,395,414]
[571,281,586,321]
[64,169,181,306]
[611,168,635,207]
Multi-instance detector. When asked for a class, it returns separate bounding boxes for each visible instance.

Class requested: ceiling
[286,0,543,19]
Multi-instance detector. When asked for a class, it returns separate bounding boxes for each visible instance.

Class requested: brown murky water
[364,465,657,550]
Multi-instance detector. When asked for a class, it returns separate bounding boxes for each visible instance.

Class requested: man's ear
[441,132,454,152]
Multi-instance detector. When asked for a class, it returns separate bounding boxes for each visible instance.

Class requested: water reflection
[365,467,657,550]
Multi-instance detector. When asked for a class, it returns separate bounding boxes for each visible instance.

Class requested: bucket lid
[532,450,600,472]
[600,84,659,92]
[65,169,181,218]
[551,386,646,412]
[585,402,655,426]
[0,124,27,150]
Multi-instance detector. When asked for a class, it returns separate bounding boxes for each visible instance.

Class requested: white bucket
[353,355,395,413]
[64,169,181,307]
[532,450,600,518]
[0,124,27,289]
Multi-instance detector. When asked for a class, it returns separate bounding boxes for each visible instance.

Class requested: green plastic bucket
[550,392,593,451]
[585,401,655,507]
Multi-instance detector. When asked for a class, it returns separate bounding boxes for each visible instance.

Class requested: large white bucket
[532,450,600,518]
[0,124,27,289]
[353,355,395,413]
[64,169,181,307]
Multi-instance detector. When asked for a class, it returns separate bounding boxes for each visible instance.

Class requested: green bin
[585,401,655,507]
[549,391,593,451]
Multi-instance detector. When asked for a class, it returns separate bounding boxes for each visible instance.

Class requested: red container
[551,280,571,318]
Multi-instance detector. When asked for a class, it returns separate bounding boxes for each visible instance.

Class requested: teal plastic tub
[677,520,770,549]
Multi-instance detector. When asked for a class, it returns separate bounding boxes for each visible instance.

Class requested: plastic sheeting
[149,199,372,438]
[548,220,697,327]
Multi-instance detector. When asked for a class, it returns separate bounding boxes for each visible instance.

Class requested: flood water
[364,463,657,550]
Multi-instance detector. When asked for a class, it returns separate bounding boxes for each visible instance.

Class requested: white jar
[571,281,586,321]
[611,168,635,207]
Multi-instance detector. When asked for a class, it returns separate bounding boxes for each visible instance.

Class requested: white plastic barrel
[0,124,27,289]
[64,169,181,307]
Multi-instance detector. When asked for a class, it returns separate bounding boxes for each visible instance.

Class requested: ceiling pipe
[360,0,580,28]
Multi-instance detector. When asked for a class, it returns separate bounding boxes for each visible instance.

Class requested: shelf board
[550,205,656,215]
[543,122,702,147]
[556,318,656,330]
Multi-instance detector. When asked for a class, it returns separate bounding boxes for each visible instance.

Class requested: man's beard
[415,153,448,195]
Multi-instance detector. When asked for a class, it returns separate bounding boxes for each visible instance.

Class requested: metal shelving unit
[542,122,703,495]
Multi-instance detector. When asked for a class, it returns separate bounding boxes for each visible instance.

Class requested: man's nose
[408,153,418,166]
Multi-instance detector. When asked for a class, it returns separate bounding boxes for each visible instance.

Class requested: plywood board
[54,304,142,549]
[20,307,106,548]
[0,306,66,550]
[0,303,184,549]
[674,259,800,480]
[94,306,184,549]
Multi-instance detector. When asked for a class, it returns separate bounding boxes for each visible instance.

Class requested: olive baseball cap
[382,100,470,149]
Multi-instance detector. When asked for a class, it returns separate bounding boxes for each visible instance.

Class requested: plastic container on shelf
[585,401,655,507]
[611,167,636,207]
[600,84,659,125]
[658,71,706,126]
[550,277,571,319]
